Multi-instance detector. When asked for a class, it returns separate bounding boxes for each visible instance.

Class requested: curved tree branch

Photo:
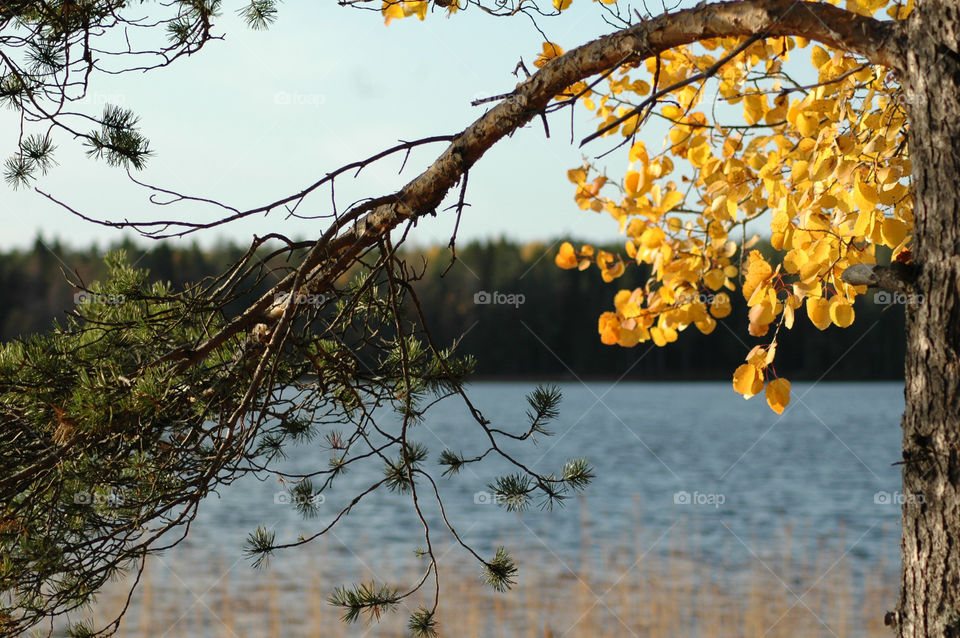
[169,0,905,370]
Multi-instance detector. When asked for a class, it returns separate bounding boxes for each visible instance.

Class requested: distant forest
[1,236,905,381]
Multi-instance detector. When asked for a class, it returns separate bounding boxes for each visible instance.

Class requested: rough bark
[897,2,960,636]
[170,0,903,370]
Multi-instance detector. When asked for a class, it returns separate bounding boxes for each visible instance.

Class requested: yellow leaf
[639,227,665,249]
[796,113,820,138]
[881,218,908,248]
[613,289,631,311]
[811,46,831,70]
[710,293,732,319]
[853,207,876,238]
[695,314,716,335]
[553,0,572,9]
[783,249,808,274]
[662,104,683,120]
[746,345,767,367]
[829,298,855,328]
[598,312,620,345]
[783,303,795,329]
[733,363,764,399]
[704,269,726,291]
[555,242,578,269]
[765,378,791,414]
[791,160,810,182]
[534,42,564,69]
[853,177,878,213]
[806,297,832,330]
[628,140,649,164]
[650,325,678,347]
[743,93,766,125]
[659,190,684,212]
[382,0,406,23]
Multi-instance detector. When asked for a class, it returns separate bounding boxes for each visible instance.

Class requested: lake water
[163,380,905,591]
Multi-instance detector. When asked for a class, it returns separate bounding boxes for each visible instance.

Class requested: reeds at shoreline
[78,517,898,638]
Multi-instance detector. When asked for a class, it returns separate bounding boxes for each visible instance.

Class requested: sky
[0,1,708,252]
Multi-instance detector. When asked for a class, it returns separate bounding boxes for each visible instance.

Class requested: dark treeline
[2,236,905,380]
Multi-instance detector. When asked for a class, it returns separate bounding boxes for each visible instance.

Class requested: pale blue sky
[3,1,699,251]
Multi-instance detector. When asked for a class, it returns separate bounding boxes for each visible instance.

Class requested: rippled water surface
[169,381,905,584]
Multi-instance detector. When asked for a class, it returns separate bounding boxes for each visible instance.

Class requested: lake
[89,381,908,636]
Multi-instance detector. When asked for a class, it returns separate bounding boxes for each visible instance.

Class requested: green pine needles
[0,246,594,637]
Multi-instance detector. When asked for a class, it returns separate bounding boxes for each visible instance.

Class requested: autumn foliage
[549,0,912,413]
[383,0,913,414]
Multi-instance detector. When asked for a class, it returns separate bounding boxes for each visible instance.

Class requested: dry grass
[84,520,898,638]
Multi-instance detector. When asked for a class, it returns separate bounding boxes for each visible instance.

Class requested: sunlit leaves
[381,0,455,23]
[534,42,564,69]
[381,0,429,24]
[733,363,764,399]
[765,378,791,415]
[556,14,912,412]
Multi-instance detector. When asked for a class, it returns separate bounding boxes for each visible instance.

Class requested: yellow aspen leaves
[703,269,726,291]
[853,177,879,213]
[598,312,620,345]
[552,22,911,412]
[695,313,717,335]
[381,0,428,24]
[811,46,832,71]
[795,112,820,138]
[596,250,625,282]
[806,297,832,331]
[733,363,764,398]
[553,0,572,10]
[765,378,792,415]
[829,298,855,328]
[650,320,679,347]
[710,293,732,319]
[881,217,908,247]
[534,42,564,69]
[574,175,607,210]
[783,249,808,274]
[555,242,578,269]
[742,251,774,302]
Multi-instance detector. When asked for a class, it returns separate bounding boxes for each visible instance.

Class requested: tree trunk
[898,2,960,636]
